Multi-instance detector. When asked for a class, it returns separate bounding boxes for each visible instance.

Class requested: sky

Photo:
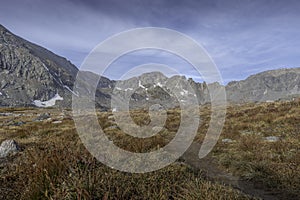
[0,0,300,84]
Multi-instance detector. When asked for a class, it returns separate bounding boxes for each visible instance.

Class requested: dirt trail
[181,142,281,200]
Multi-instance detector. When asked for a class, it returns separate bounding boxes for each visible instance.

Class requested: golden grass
[0,107,252,200]
[1,100,299,199]
[214,100,300,199]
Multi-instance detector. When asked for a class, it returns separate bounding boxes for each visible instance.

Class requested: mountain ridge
[0,24,299,108]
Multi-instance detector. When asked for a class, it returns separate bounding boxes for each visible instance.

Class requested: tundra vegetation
[0,100,299,199]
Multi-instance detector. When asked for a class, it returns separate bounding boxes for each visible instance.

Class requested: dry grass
[213,100,300,199]
[1,100,299,199]
[0,107,251,200]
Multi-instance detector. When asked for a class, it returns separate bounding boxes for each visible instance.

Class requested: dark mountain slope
[0,24,114,108]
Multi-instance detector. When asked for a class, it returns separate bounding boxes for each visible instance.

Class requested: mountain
[114,72,225,108]
[226,68,300,103]
[114,68,300,108]
[0,24,299,108]
[0,24,114,108]
[0,24,77,107]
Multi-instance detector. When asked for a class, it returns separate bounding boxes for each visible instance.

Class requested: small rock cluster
[221,135,280,144]
[35,113,51,121]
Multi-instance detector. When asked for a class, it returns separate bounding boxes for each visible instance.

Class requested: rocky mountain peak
[0,24,77,107]
[226,67,300,103]
[0,24,299,108]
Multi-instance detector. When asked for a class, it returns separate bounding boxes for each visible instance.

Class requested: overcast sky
[0,0,299,83]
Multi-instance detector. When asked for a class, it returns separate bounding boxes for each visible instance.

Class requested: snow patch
[154,82,163,87]
[33,93,63,108]
[42,63,49,71]
[138,80,145,89]
[125,88,133,91]
[64,85,79,97]
[180,89,189,96]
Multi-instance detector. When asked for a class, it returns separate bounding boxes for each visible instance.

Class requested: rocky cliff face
[110,72,224,109]
[0,24,299,108]
[0,24,77,107]
[0,25,113,108]
[226,68,300,103]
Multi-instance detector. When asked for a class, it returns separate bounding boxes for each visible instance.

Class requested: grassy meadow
[0,100,299,199]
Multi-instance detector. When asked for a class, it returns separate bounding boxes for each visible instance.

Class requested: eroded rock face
[0,25,116,108]
[0,139,20,158]
[226,68,300,103]
[0,25,77,107]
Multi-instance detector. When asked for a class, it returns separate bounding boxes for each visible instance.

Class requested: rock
[149,104,164,111]
[108,115,115,120]
[0,112,13,116]
[264,136,280,142]
[152,126,164,132]
[0,139,20,158]
[222,138,234,143]
[52,120,62,124]
[11,121,25,126]
[35,113,51,121]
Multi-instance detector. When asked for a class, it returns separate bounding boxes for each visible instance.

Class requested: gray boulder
[222,138,234,143]
[264,136,280,142]
[0,139,20,158]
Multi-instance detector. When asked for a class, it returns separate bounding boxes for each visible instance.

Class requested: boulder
[222,138,234,143]
[264,136,280,142]
[0,139,20,158]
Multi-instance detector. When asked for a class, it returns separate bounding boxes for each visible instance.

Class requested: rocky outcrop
[110,72,211,109]
[0,25,113,108]
[0,24,77,107]
[226,68,300,103]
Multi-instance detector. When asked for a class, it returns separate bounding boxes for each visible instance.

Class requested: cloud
[0,0,300,84]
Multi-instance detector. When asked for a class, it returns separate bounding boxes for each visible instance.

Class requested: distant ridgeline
[0,24,299,108]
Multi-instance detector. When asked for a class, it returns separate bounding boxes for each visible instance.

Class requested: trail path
[181,142,281,200]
